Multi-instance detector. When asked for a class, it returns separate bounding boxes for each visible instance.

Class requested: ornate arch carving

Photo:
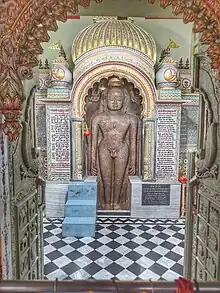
[0,0,219,140]
[71,62,157,118]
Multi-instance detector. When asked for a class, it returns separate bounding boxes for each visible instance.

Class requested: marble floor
[44,217,185,280]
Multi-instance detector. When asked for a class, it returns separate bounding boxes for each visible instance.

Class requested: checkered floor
[44,218,185,280]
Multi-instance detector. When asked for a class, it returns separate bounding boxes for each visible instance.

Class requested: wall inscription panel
[142,184,170,206]
[35,104,47,150]
[155,106,180,182]
[46,105,71,181]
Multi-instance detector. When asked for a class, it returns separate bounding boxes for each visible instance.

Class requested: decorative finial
[159,47,170,63]
[59,45,67,61]
[39,59,43,69]
[178,58,184,69]
[185,58,190,69]
[44,59,49,69]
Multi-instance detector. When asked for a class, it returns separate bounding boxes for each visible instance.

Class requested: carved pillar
[184,150,196,279]
[142,118,156,180]
[0,51,33,141]
[0,133,13,279]
[70,117,85,180]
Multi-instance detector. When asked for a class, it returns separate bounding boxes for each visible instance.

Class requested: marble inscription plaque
[180,108,188,145]
[156,108,179,181]
[36,104,47,150]
[47,105,71,180]
[142,184,170,206]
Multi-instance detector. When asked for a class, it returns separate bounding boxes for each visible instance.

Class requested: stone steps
[62,177,97,237]
[65,199,97,217]
[62,216,96,237]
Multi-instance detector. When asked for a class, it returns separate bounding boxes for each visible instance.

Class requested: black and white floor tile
[44,217,185,281]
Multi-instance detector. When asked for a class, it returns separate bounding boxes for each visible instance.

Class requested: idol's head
[107,87,125,111]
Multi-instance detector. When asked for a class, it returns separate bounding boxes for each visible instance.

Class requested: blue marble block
[65,199,97,217]
[63,178,97,237]
[68,182,84,197]
[62,217,96,237]
[68,183,97,200]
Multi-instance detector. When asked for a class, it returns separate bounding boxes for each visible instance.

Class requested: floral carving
[0,0,219,140]
[0,94,22,140]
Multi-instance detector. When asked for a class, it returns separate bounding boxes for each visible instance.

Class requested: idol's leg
[98,146,112,206]
[114,144,129,205]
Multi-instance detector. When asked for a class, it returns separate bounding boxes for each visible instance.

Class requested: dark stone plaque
[142,184,170,206]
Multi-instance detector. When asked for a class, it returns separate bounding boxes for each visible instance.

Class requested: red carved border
[0,0,219,140]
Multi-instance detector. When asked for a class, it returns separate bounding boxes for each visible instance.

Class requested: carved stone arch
[71,63,157,118]
[0,0,219,141]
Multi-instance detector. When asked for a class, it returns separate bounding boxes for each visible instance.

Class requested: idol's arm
[129,116,138,175]
[91,116,99,175]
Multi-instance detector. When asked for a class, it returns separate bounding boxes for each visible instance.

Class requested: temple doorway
[1,2,219,282]
[39,16,194,281]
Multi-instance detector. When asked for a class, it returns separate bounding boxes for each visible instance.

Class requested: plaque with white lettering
[142,184,170,206]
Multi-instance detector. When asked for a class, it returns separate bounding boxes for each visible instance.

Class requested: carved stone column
[184,150,196,279]
[70,117,85,180]
[0,133,13,279]
[142,118,156,180]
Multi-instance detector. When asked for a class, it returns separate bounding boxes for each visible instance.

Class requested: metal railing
[0,280,220,293]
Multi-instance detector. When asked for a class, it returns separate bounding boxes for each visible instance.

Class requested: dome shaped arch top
[71,19,157,63]
[70,63,157,118]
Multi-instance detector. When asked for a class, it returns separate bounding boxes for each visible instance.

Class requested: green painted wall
[40,17,192,68]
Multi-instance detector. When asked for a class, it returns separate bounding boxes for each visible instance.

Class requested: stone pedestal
[45,181,69,218]
[62,176,97,237]
[130,176,181,218]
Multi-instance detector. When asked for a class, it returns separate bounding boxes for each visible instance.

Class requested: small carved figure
[91,81,138,209]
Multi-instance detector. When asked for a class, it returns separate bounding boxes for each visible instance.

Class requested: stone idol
[85,77,142,210]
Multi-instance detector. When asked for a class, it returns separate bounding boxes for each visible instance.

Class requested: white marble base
[130,176,181,219]
[45,181,69,218]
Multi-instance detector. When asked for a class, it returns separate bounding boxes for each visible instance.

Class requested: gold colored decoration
[167,37,180,49]
[52,68,65,80]
[163,68,178,82]
[48,40,61,50]
[72,19,157,62]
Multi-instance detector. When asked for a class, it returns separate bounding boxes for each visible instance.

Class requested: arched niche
[70,61,157,184]
[70,62,157,118]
